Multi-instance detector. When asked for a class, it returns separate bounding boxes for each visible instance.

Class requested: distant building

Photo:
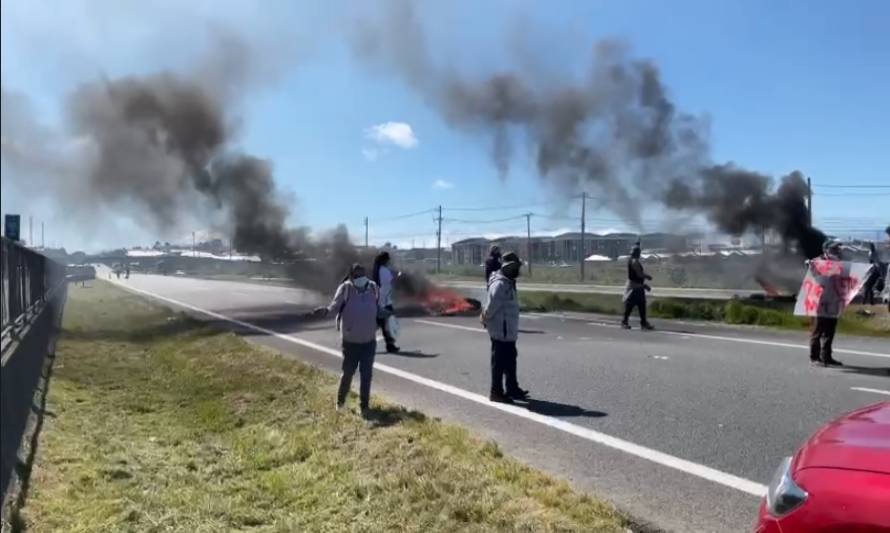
[451,232,690,265]
[451,238,490,265]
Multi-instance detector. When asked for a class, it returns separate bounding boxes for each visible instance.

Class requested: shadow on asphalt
[835,364,890,378]
[382,349,439,358]
[517,398,608,418]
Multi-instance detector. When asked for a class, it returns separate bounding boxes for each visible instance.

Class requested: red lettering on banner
[803,278,823,314]
[813,260,842,277]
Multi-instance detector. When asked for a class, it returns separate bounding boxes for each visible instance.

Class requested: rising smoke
[352,1,827,257]
[2,32,305,259]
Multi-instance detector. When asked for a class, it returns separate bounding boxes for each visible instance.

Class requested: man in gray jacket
[314,263,380,413]
[482,252,528,403]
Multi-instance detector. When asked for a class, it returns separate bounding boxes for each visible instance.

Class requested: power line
[814,192,890,197]
[374,207,437,222]
[813,184,890,189]
[444,215,528,224]
[444,201,559,212]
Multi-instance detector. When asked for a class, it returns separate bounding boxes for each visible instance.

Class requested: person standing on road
[482,252,528,404]
[861,242,880,306]
[621,242,654,330]
[314,263,380,413]
[372,251,400,353]
[484,245,502,286]
[809,240,844,367]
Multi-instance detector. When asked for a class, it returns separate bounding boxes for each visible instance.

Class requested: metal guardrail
[1,237,66,339]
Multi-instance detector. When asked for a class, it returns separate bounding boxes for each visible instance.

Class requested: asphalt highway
[439,280,760,300]
[102,272,890,532]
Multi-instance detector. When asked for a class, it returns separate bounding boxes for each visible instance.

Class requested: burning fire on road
[395,273,481,316]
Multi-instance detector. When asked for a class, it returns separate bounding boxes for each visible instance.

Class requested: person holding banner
[797,239,875,367]
[808,241,845,366]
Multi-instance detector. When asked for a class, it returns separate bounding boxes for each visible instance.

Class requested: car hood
[794,401,890,475]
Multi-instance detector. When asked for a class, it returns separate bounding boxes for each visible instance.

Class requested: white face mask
[352,276,369,289]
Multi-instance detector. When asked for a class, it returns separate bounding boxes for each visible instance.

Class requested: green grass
[431,261,769,290]
[519,290,890,337]
[16,282,626,532]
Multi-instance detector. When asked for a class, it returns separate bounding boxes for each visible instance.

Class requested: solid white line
[653,329,890,359]
[572,318,890,359]
[107,281,767,498]
[851,387,890,397]
[413,319,486,333]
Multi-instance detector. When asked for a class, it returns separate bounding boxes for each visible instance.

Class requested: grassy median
[15,282,626,532]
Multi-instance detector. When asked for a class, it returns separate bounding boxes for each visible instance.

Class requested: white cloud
[361,148,379,161]
[364,121,418,149]
[432,179,454,190]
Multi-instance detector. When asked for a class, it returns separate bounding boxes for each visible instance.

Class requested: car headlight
[766,456,808,517]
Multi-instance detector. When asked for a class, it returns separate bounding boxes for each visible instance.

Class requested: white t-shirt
[378,265,395,307]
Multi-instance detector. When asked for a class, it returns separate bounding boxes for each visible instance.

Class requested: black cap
[502,252,523,266]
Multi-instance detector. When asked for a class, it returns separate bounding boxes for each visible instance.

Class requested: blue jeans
[338,341,376,409]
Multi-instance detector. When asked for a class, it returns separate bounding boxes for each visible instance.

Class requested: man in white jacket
[372,251,400,353]
[481,252,528,404]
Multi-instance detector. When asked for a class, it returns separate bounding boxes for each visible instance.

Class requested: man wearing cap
[621,241,654,330]
[481,251,528,403]
[808,240,844,366]
[484,245,502,286]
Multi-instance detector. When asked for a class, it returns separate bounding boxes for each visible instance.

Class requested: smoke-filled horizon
[352,0,828,258]
[1,32,321,260]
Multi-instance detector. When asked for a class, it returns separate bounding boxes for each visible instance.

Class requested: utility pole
[192,231,196,257]
[806,177,813,227]
[525,213,533,277]
[435,205,443,273]
[364,217,369,248]
[29,215,33,247]
[41,221,45,248]
[580,193,587,281]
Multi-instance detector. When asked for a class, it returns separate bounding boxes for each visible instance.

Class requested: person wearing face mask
[372,251,400,353]
[314,264,380,413]
[484,245,502,286]
[481,252,528,404]
[808,240,845,367]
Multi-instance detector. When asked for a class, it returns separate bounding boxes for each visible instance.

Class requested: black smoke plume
[352,1,826,257]
[2,33,311,261]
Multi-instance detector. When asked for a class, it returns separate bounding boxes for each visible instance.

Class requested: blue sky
[1,0,888,251]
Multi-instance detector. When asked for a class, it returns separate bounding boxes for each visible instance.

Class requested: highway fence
[0,237,66,340]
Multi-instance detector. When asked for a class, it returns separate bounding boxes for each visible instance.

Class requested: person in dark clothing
[809,240,844,367]
[861,242,880,306]
[372,251,400,353]
[481,252,527,403]
[621,242,653,330]
[484,245,502,285]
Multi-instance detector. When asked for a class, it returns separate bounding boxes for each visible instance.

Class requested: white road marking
[652,355,670,360]
[851,387,890,397]
[520,314,542,320]
[580,321,890,359]
[107,281,768,498]
[413,319,485,333]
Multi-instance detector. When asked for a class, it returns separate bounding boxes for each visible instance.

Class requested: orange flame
[420,287,478,315]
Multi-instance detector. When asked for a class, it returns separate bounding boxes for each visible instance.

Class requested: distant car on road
[755,401,890,532]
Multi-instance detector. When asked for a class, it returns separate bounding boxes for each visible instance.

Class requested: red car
[755,401,890,532]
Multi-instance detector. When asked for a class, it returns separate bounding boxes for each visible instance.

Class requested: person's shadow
[516,398,608,418]
[379,349,439,358]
